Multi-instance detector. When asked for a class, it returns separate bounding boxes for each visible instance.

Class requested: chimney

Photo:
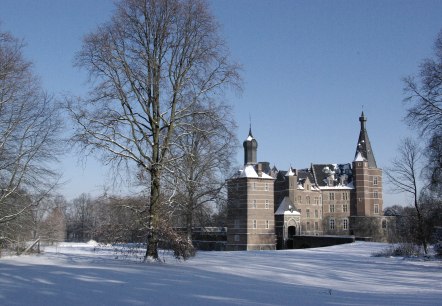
[257,163,263,177]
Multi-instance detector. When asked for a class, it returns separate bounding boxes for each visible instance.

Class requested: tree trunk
[145,166,161,260]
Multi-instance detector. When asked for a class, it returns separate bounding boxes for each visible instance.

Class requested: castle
[226,112,390,251]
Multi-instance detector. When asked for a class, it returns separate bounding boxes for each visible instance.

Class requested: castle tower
[226,129,275,251]
[350,112,385,240]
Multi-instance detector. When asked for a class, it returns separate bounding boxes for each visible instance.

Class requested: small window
[265,200,269,209]
[329,219,335,230]
[314,222,319,230]
[330,204,335,213]
[306,196,311,204]
[266,220,269,229]
[234,219,239,229]
[306,222,310,231]
[342,192,348,201]
[374,190,378,199]
[343,204,348,212]
[298,195,302,204]
[253,182,256,190]
[315,210,318,218]
[306,209,310,218]
[374,204,379,214]
[343,219,348,230]
[373,176,378,186]
[253,219,257,229]
[234,234,239,242]
[265,183,269,191]
[330,192,335,201]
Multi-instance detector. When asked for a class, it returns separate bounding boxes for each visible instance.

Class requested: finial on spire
[248,113,253,137]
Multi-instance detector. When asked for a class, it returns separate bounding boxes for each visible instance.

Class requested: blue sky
[1,0,441,206]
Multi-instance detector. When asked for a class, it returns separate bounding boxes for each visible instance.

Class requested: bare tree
[404,29,442,192]
[0,28,63,248]
[67,0,240,260]
[384,138,428,254]
[168,103,237,241]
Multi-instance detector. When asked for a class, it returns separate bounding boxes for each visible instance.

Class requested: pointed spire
[355,112,377,168]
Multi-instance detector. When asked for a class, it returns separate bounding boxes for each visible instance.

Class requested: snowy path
[0,242,440,305]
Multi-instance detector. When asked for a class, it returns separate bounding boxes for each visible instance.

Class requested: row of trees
[0,0,239,260]
[0,26,63,253]
[385,29,442,255]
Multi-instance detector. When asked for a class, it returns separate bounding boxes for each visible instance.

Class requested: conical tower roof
[354,112,377,168]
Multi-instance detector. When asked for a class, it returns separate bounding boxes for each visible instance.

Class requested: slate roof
[311,163,353,188]
[354,112,377,168]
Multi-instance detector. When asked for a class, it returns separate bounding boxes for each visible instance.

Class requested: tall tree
[67,0,240,260]
[404,29,442,192]
[384,138,428,254]
[169,103,237,241]
[0,28,62,243]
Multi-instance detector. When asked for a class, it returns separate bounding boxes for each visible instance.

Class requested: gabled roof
[275,197,300,216]
[355,112,377,168]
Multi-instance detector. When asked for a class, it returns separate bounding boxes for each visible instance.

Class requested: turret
[243,127,258,165]
[354,111,377,168]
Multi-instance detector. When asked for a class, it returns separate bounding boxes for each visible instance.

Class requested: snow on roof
[354,151,366,162]
[275,197,301,215]
[285,167,295,176]
[240,165,258,178]
[318,184,354,190]
[246,135,254,141]
[239,165,274,179]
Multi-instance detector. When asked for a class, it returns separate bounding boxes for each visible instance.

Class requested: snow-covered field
[0,242,440,306]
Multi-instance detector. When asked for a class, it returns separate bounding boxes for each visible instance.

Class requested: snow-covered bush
[372,243,422,257]
[433,227,442,256]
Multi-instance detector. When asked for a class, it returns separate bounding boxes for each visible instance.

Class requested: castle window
[343,204,348,212]
[252,199,256,209]
[314,197,319,205]
[265,200,269,209]
[265,183,269,191]
[234,219,239,228]
[253,219,257,229]
[315,210,318,218]
[343,219,348,230]
[342,192,348,201]
[234,234,239,242]
[253,182,256,190]
[306,209,310,218]
[329,192,335,201]
[374,204,379,214]
[298,195,302,204]
[373,176,378,186]
[314,222,319,230]
[329,219,335,230]
[266,220,269,229]
[306,196,311,204]
[330,204,335,213]
[374,190,378,199]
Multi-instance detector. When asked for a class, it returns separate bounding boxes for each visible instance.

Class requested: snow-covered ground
[0,242,440,305]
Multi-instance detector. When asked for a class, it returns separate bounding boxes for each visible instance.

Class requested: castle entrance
[288,225,297,238]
